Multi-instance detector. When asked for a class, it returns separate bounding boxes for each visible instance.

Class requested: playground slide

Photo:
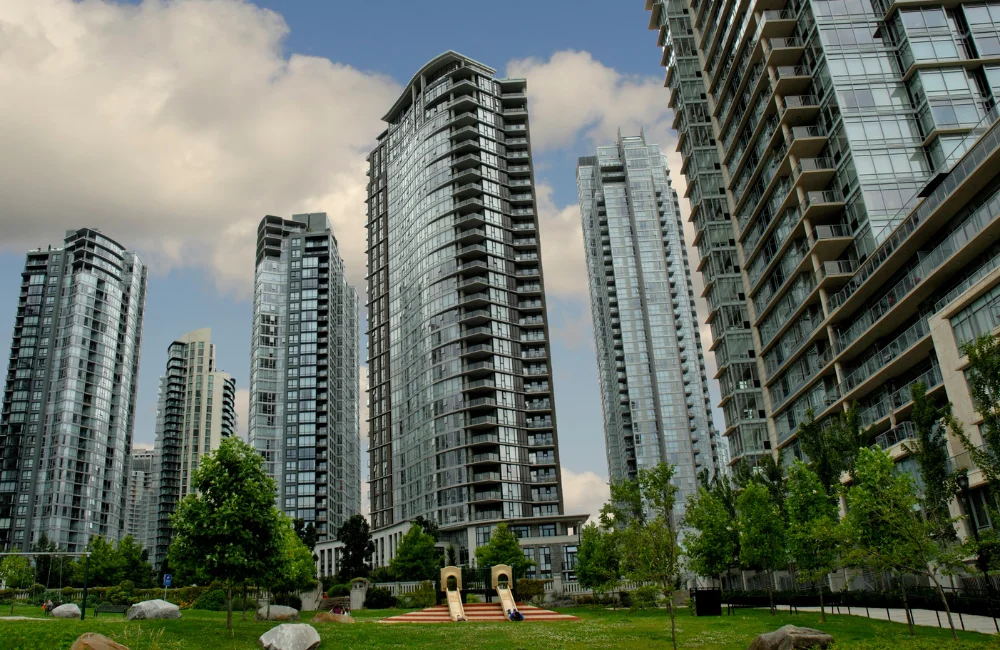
[497,584,517,617]
[446,588,466,622]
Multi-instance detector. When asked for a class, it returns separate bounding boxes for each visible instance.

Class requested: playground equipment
[491,564,518,617]
[440,566,466,622]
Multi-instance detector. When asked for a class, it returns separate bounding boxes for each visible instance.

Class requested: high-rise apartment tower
[643,0,1000,478]
[125,448,154,548]
[249,213,361,542]
[149,328,236,568]
[578,133,722,501]
[0,228,146,551]
[365,51,585,569]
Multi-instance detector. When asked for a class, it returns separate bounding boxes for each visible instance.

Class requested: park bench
[94,604,128,617]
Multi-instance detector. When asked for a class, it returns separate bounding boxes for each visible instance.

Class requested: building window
[562,545,578,582]
[476,525,492,547]
[538,546,552,580]
[510,525,530,539]
[522,547,536,578]
[540,524,556,537]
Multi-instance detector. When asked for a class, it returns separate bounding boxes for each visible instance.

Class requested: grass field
[0,604,996,649]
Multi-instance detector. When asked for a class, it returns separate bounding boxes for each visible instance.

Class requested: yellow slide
[446,588,466,622]
[497,584,517,617]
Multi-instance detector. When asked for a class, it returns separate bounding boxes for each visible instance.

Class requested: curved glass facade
[367,52,564,532]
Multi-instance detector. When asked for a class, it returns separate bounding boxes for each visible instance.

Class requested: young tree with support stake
[602,462,683,650]
[737,481,786,615]
[841,447,967,640]
[786,462,839,622]
[168,437,284,630]
[576,523,620,605]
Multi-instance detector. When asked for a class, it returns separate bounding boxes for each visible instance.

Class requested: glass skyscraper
[365,51,584,568]
[577,133,722,502]
[644,0,1000,467]
[125,448,154,549]
[148,328,236,568]
[0,228,146,551]
[249,213,361,541]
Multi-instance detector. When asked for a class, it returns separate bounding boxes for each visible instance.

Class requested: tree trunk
[930,573,958,641]
[900,578,914,637]
[818,585,826,624]
[242,582,247,621]
[226,585,233,630]
[666,583,678,650]
[767,570,776,616]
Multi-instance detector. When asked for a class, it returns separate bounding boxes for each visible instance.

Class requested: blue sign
[163,574,172,587]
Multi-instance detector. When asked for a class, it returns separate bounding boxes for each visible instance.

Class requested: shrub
[192,588,227,611]
[630,585,660,610]
[407,581,435,609]
[29,583,45,596]
[465,593,481,604]
[104,586,132,606]
[516,579,546,602]
[328,584,350,598]
[60,586,76,601]
[364,587,397,609]
[273,594,302,610]
[368,566,396,584]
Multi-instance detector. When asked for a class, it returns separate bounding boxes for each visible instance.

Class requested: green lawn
[0,605,995,649]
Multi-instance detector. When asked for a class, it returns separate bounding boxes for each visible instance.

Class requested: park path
[784,605,999,635]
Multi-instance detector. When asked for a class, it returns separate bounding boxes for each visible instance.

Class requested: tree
[841,447,967,640]
[908,382,955,530]
[602,463,684,650]
[32,533,72,588]
[0,556,33,589]
[786,462,839,622]
[575,523,620,603]
[168,437,284,629]
[474,523,533,577]
[683,485,735,588]
[293,519,319,552]
[336,514,375,579]
[389,524,439,581]
[266,517,318,613]
[797,405,873,496]
[117,535,154,588]
[412,515,441,542]
[73,536,122,587]
[737,481,786,615]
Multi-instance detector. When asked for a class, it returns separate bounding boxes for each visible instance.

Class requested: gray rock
[126,599,181,620]
[258,624,320,650]
[255,605,300,621]
[50,603,81,619]
[748,624,833,650]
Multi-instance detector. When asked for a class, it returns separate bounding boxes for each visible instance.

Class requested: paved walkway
[788,605,999,635]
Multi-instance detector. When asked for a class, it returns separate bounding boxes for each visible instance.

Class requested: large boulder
[126,599,181,620]
[258,624,321,650]
[50,603,81,619]
[255,605,300,622]
[70,633,131,650]
[313,611,354,624]
[748,625,833,650]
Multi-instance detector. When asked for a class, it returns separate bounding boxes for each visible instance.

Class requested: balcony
[466,415,498,430]
[873,421,917,451]
[470,452,501,465]
[777,94,820,125]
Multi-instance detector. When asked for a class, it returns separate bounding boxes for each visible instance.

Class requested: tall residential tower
[644,0,1000,504]
[249,213,361,542]
[365,51,585,573]
[149,328,236,568]
[578,133,722,502]
[0,228,146,551]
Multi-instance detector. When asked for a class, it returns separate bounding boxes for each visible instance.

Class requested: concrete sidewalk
[788,605,999,635]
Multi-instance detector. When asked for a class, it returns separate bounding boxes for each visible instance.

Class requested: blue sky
[0,0,716,516]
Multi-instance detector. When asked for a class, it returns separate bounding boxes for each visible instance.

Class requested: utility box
[691,588,722,616]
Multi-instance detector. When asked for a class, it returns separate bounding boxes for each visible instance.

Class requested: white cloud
[505,51,675,151]
[560,468,609,522]
[535,182,588,300]
[0,0,399,297]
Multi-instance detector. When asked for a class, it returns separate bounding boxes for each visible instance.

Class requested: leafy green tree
[908,382,955,530]
[842,447,967,640]
[797,405,873,496]
[336,514,375,579]
[73,536,122,587]
[293,519,319,552]
[786,462,839,622]
[389,524,439,581]
[412,515,441,541]
[0,556,33,589]
[168,437,284,629]
[32,533,72,588]
[737,481,786,615]
[602,463,683,650]
[474,523,533,577]
[117,535,154,587]
[266,517,318,614]
[682,486,735,587]
[575,523,620,603]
